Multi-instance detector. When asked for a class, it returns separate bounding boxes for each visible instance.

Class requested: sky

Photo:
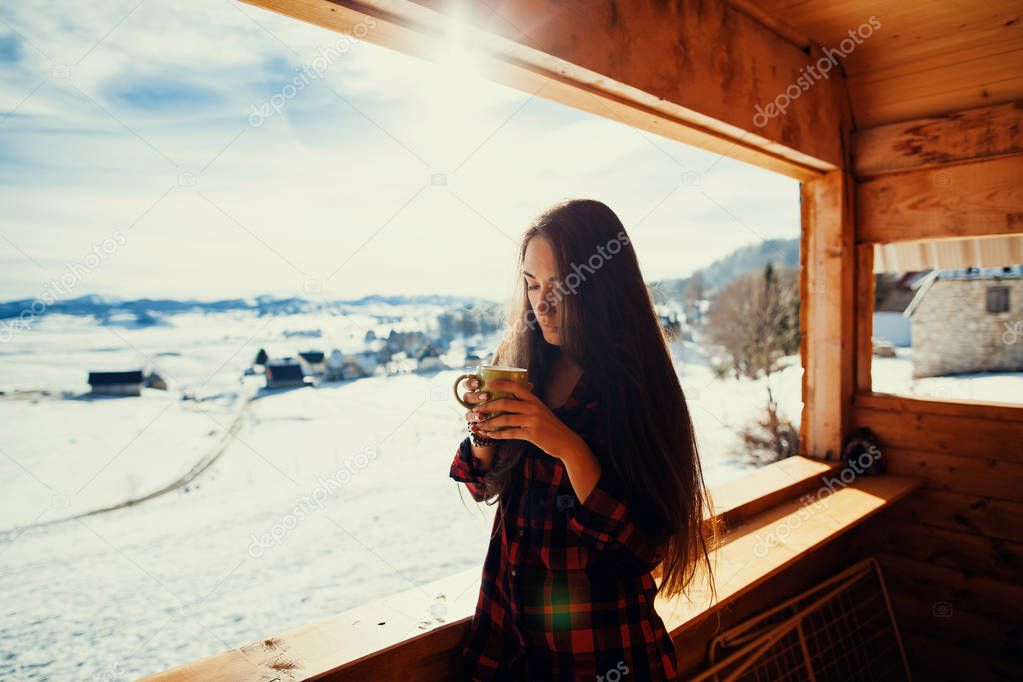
[0,0,800,302]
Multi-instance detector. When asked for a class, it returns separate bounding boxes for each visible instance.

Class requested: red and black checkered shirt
[449,371,679,681]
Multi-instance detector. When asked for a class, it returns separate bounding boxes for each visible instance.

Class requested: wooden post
[801,172,855,459]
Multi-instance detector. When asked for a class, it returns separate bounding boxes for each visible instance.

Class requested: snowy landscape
[2,4,1018,676]
[0,296,795,680]
[3,286,1021,679]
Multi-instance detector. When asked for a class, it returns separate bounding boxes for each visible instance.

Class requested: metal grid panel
[690,558,911,682]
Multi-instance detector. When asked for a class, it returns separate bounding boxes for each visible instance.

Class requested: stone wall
[910,279,1023,378]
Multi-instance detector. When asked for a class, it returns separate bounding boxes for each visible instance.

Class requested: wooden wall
[849,101,1023,682]
[750,1,1023,128]
[847,396,1023,681]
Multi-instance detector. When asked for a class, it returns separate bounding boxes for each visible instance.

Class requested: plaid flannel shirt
[449,371,678,681]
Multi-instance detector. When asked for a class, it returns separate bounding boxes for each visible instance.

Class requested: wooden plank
[725,0,811,51]
[852,73,1023,130]
[799,184,810,456]
[659,474,922,634]
[408,0,850,169]
[709,455,842,529]
[855,390,1023,424]
[850,33,1023,82]
[801,171,856,458]
[878,548,1023,682]
[145,468,920,681]
[753,0,1023,127]
[145,566,481,682]
[851,512,1023,584]
[889,591,1023,662]
[899,630,1023,682]
[883,447,1023,501]
[873,551,1023,628]
[853,406,1023,462]
[871,488,1023,544]
[854,243,873,393]
[241,0,848,176]
[856,154,1023,244]
[854,100,1023,177]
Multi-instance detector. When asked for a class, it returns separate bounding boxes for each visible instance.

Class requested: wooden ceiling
[746,0,1023,128]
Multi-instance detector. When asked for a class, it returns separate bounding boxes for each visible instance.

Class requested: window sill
[144,456,920,681]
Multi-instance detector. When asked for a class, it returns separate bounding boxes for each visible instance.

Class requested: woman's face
[523,237,562,346]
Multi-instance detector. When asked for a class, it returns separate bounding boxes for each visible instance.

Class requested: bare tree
[705,263,800,463]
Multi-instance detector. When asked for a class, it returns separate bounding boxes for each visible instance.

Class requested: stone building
[904,266,1023,378]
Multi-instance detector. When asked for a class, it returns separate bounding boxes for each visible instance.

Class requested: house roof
[266,363,304,380]
[874,235,1023,273]
[88,370,144,385]
[932,265,1023,281]
[904,266,1023,318]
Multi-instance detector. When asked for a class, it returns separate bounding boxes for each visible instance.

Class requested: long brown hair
[482,198,718,600]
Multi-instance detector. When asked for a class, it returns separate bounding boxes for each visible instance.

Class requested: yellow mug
[453,365,530,430]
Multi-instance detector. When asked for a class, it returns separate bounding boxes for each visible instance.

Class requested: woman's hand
[471,379,587,460]
[460,376,496,444]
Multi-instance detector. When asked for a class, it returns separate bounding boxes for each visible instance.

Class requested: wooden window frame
[143,1,885,679]
[853,100,1023,416]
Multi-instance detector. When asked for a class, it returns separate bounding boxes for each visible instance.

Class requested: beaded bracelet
[468,422,496,447]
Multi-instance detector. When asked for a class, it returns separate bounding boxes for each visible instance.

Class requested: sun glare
[424,10,492,143]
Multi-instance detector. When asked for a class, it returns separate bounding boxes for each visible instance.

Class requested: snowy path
[4,391,254,535]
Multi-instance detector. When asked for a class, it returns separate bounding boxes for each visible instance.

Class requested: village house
[415,343,448,373]
[297,350,327,377]
[904,266,1023,378]
[326,349,377,381]
[264,359,306,389]
[87,370,144,397]
[870,271,925,351]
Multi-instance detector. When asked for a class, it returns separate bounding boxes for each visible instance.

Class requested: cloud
[106,77,221,112]
[0,1,799,301]
[0,33,20,63]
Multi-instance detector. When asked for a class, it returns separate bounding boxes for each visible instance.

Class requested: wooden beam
[856,154,1023,244]
[854,100,1023,177]
[863,488,1023,545]
[658,474,923,633]
[241,0,849,176]
[880,447,1023,502]
[801,171,856,459]
[852,513,1023,584]
[853,405,1023,463]
[855,390,1023,424]
[854,243,873,394]
[724,0,812,52]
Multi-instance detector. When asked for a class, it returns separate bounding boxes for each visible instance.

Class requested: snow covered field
[872,347,1023,404]
[1,310,799,680]
[11,309,1018,680]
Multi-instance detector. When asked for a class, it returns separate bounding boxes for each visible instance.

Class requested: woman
[450,199,717,681]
